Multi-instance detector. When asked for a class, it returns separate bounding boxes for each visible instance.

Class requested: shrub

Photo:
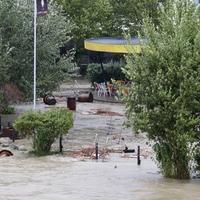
[1,106,15,114]
[124,0,200,179]
[14,108,73,155]
[0,0,73,100]
[0,89,15,114]
[0,90,5,113]
[194,144,200,174]
[87,61,126,84]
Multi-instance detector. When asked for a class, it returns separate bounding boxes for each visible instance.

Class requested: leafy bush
[14,108,73,155]
[0,90,5,113]
[1,106,15,114]
[0,0,73,100]
[194,145,200,174]
[0,90,15,114]
[87,61,126,84]
[124,0,200,179]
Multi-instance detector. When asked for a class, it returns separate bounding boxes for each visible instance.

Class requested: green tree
[54,0,166,67]
[55,0,165,41]
[55,0,113,43]
[124,0,200,179]
[0,0,15,86]
[0,0,73,100]
[0,0,23,111]
[110,0,166,36]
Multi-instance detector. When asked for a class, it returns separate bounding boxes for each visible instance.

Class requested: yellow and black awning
[84,37,143,54]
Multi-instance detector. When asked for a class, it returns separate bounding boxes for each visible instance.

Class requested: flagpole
[33,0,37,109]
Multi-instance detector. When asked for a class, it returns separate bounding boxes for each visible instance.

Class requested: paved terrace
[53,78,121,103]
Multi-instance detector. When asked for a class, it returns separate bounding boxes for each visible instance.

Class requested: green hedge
[14,108,73,155]
[87,61,126,84]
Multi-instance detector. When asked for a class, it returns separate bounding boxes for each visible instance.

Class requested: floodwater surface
[8,102,200,200]
[0,154,199,200]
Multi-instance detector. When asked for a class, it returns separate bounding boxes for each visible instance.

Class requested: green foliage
[54,0,113,44]
[14,108,73,155]
[194,146,200,173]
[0,0,74,99]
[55,0,165,42]
[1,106,15,114]
[0,90,4,113]
[87,61,126,84]
[110,0,166,36]
[54,0,165,63]
[124,0,200,179]
[0,90,14,114]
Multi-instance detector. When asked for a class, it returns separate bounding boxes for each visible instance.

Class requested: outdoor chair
[107,82,117,97]
[72,80,80,97]
[94,82,107,97]
[99,82,107,97]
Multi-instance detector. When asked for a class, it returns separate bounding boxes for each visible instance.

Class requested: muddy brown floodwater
[0,101,199,200]
[0,155,199,200]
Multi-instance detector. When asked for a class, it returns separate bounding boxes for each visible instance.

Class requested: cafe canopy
[84,37,144,88]
[84,37,143,54]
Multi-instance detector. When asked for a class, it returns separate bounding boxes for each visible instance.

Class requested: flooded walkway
[1,101,199,200]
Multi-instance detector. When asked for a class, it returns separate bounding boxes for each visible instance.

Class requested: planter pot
[67,97,76,111]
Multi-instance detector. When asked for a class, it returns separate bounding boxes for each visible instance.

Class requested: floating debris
[64,146,124,159]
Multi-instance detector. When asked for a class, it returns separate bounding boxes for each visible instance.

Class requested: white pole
[33,0,37,109]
